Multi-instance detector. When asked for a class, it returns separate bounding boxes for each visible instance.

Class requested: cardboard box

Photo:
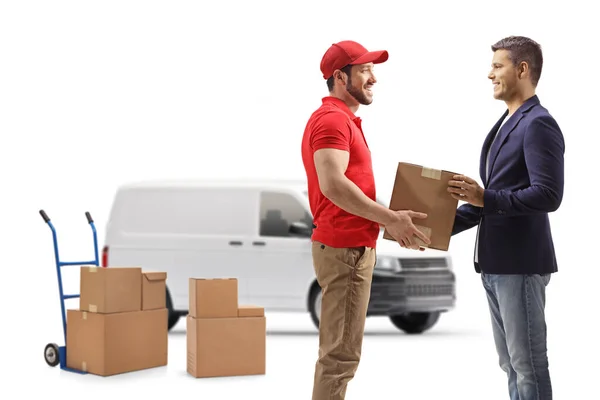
[189,278,238,318]
[238,305,264,317]
[383,162,459,251]
[66,308,168,376]
[186,315,266,378]
[80,266,142,313]
[142,272,167,310]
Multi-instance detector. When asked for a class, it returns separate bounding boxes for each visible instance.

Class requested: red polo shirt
[301,96,380,249]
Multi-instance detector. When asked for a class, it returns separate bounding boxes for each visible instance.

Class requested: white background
[1,0,598,399]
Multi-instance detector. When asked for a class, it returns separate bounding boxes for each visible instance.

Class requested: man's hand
[448,175,484,207]
[385,210,431,251]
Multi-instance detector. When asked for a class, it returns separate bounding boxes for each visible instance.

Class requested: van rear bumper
[366,270,456,316]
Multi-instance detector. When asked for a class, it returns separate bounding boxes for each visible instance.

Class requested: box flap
[191,277,237,282]
[238,304,265,317]
[398,162,458,177]
[144,272,167,281]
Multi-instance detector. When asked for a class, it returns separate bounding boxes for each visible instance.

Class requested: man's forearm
[482,185,562,216]
[452,203,481,235]
[321,176,394,226]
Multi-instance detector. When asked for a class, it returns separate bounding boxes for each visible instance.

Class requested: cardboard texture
[187,278,266,378]
[383,162,459,251]
[66,308,168,376]
[186,315,266,378]
[79,266,142,313]
[189,278,238,318]
[238,305,265,317]
[68,266,169,376]
[142,272,167,310]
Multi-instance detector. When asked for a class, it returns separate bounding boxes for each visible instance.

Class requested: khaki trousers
[311,241,376,400]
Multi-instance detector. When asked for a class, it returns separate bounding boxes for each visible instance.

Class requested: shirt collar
[321,96,359,121]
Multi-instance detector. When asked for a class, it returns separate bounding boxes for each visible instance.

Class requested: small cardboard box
[142,272,167,310]
[66,308,168,376]
[80,266,142,313]
[186,315,266,378]
[383,162,459,251]
[189,278,238,318]
[238,305,264,317]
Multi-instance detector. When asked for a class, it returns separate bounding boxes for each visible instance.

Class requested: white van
[102,179,456,334]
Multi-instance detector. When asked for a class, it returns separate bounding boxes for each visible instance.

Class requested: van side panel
[104,186,259,310]
[109,186,257,237]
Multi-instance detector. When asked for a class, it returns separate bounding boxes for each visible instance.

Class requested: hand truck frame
[40,209,101,373]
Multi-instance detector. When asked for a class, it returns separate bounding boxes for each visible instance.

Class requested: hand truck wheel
[44,343,60,367]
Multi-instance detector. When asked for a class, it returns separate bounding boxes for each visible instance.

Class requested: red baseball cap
[320,40,389,79]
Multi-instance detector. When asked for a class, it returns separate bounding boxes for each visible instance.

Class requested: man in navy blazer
[447,36,565,400]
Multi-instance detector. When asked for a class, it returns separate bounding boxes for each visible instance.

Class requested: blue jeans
[481,273,552,400]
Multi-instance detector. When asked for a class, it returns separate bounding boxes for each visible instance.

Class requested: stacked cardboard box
[187,277,266,378]
[66,266,169,376]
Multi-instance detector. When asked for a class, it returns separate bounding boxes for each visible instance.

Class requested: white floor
[12,295,592,399]
[6,239,595,399]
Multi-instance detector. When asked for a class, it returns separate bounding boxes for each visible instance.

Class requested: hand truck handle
[39,209,50,223]
[85,212,94,224]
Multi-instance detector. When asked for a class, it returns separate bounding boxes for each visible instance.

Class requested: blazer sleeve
[452,203,482,235]
[482,115,565,216]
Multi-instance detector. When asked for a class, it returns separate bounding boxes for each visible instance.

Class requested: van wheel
[308,284,322,329]
[166,287,180,331]
[389,312,440,334]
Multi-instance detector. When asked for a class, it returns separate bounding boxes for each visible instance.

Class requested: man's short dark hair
[326,64,353,91]
[492,36,543,87]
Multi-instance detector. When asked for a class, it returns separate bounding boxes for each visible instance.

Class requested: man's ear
[334,70,347,85]
[518,61,529,80]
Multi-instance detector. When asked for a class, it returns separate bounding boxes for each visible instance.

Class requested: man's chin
[359,93,373,105]
[347,88,372,106]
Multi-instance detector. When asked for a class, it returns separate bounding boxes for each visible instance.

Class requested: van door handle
[229,241,243,246]
[252,241,266,246]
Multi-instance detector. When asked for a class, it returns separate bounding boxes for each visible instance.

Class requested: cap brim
[351,50,389,66]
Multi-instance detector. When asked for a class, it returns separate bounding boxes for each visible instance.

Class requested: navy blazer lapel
[486,112,524,180]
[480,110,508,186]
[485,95,540,184]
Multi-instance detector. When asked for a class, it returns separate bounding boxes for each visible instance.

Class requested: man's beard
[346,81,372,105]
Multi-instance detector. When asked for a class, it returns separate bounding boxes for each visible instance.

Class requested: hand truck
[40,209,100,373]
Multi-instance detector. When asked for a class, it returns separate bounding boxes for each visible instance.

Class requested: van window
[259,191,312,237]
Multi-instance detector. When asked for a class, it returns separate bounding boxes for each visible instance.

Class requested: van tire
[389,312,440,334]
[166,286,180,331]
[308,283,321,329]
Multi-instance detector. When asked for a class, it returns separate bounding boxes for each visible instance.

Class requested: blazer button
[497,210,504,215]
